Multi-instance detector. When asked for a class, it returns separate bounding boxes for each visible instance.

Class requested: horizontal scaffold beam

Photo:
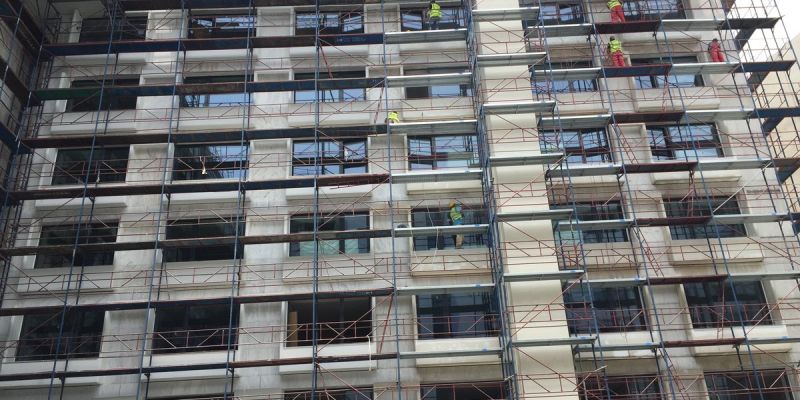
[546,157,800,178]
[537,61,795,82]
[536,17,781,38]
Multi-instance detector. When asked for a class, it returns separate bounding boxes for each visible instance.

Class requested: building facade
[0,0,799,399]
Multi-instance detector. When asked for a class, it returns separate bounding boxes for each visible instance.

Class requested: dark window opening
[580,374,662,400]
[289,213,370,256]
[152,304,238,354]
[648,124,723,161]
[552,201,628,244]
[66,78,139,113]
[16,310,104,361]
[294,71,366,103]
[401,7,465,31]
[564,285,647,334]
[287,297,372,347]
[52,147,129,185]
[285,388,373,400]
[189,14,254,39]
[421,382,506,400]
[180,75,250,107]
[411,207,487,251]
[704,369,793,400]
[296,12,364,35]
[539,128,611,164]
[524,2,585,27]
[292,139,367,176]
[408,135,478,170]
[664,196,745,240]
[633,56,703,89]
[163,218,245,262]
[405,68,471,99]
[172,144,248,181]
[148,395,231,400]
[532,61,597,95]
[416,293,498,339]
[684,281,771,328]
[79,16,148,42]
[624,0,686,21]
[35,223,117,269]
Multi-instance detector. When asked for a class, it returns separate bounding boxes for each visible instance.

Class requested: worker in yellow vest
[608,0,626,23]
[428,0,442,30]
[448,200,464,249]
[387,110,400,124]
[608,36,626,67]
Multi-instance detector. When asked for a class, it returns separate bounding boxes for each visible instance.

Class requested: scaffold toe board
[392,169,482,183]
[496,208,573,222]
[482,100,556,115]
[539,114,610,129]
[660,18,722,32]
[683,108,754,123]
[671,62,737,75]
[537,23,593,38]
[734,60,796,73]
[556,219,634,231]
[471,7,540,22]
[512,336,597,347]
[394,224,489,237]
[386,72,472,87]
[723,17,781,30]
[400,348,502,359]
[489,152,564,166]
[388,120,477,135]
[546,164,619,177]
[503,270,585,282]
[594,20,661,34]
[711,213,790,225]
[396,283,495,295]
[543,67,602,81]
[384,28,468,44]
[477,52,547,67]
[729,271,800,281]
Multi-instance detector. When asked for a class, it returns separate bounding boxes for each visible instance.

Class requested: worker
[608,0,626,23]
[708,38,725,62]
[448,200,464,249]
[428,0,442,30]
[387,110,400,124]
[608,36,626,67]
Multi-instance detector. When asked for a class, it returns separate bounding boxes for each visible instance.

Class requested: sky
[776,0,800,40]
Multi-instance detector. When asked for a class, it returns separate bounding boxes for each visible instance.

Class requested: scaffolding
[0,0,800,399]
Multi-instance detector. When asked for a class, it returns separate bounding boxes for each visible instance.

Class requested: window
[66,78,139,112]
[532,61,597,95]
[664,196,745,240]
[289,213,370,256]
[285,388,373,400]
[35,223,118,269]
[163,218,245,262]
[292,139,367,176]
[172,144,248,180]
[633,56,703,89]
[148,395,230,400]
[79,16,147,42]
[684,281,771,329]
[416,293,498,339]
[295,12,364,35]
[401,7,465,31]
[564,285,647,334]
[189,14,254,39]
[579,375,661,400]
[408,135,478,170]
[16,310,104,361]
[552,201,628,244]
[705,369,793,400]
[648,124,722,161]
[52,147,129,185]
[539,128,611,164]
[152,304,238,354]
[405,68,471,99]
[421,382,505,400]
[624,0,686,21]
[180,75,250,107]
[294,71,366,103]
[528,2,585,26]
[411,208,487,250]
[287,297,371,347]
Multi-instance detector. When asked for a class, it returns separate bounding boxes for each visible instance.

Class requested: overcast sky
[776,0,800,40]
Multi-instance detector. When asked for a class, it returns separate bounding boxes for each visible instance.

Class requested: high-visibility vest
[388,111,400,123]
[607,0,622,9]
[429,3,442,18]
[449,205,463,223]
[608,39,623,53]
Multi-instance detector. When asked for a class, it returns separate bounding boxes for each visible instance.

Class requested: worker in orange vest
[608,0,626,23]
[708,38,725,62]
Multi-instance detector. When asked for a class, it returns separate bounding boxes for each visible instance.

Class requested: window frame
[172,143,249,181]
[400,7,465,31]
[552,201,629,244]
[289,212,370,256]
[684,280,772,329]
[286,297,372,347]
[420,382,506,400]
[416,293,499,340]
[35,222,118,269]
[410,207,488,250]
[152,303,239,354]
[647,123,723,161]
[532,61,598,95]
[664,196,745,240]
[65,77,140,113]
[188,13,255,39]
[293,70,367,103]
[291,139,367,176]
[52,146,129,185]
[404,67,472,100]
[295,12,364,35]
[623,0,686,21]
[180,75,251,108]
[284,388,373,400]
[79,16,148,42]
[407,135,479,171]
[539,128,611,164]
[163,217,246,262]
[563,284,647,334]
[579,374,662,400]
[16,310,105,361]
[633,56,703,89]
